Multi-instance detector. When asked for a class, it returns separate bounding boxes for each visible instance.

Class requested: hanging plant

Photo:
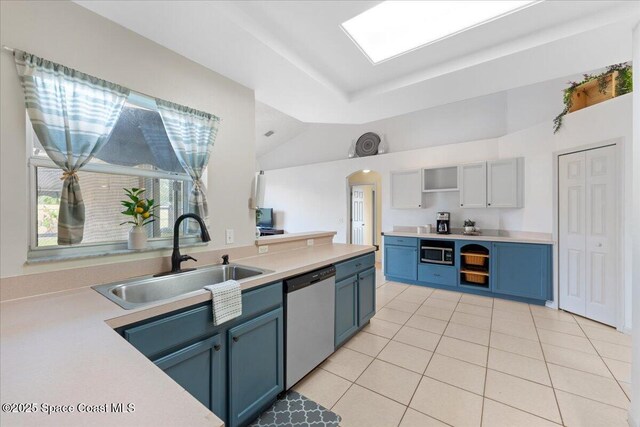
[553,62,632,133]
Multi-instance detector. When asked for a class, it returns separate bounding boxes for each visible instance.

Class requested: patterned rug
[249,391,341,427]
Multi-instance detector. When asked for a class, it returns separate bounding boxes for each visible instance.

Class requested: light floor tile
[436,336,488,367]
[530,306,576,323]
[459,293,493,308]
[492,299,530,313]
[430,289,462,301]
[556,390,629,427]
[415,305,454,321]
[377,340,433,374]
[410,377,483,427]
[361,318,402,339]
[332,384,406,427]
[490,331,544,360]
[424,353,486,395]
[455,302,492,318]
[399,408,448,427]
[491,318,539,341]
[581,325,631,347]
[385,299,421,314]
[449,311,491,330]
[393,326,441,351]
[603,357,631,383]
[482,398,560,427]
[547,364,629,409]
[293,368,351,409]
[573,315,614,330]
[385,282,410,292]
[376,295,394,310]
[537,328,597,354]
[356,359,421,405]
[492,308,534,324]
[591,339,632,363]
[444,322,490,346]
[375,307,412,325]
[395,287,432,303]
[619,381,631,399]
[376,285,403,299]
[422,297,458,311]
[405,313,448,334]
[534,317,585,337]
[488,348,551,386]
[484,370,561,423]
[321,346,373,382]
[343,331,390,357]
[542,343,612,378]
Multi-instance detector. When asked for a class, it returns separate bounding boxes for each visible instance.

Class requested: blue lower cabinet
[418,264,457,287]
[384,245,418,280]
[335,276,359,347]
[358,267,376,325]
[154,334,225,420]
[491,242,552,301]
[228,308,284,427]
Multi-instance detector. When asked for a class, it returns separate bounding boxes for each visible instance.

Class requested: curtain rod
[1,44,223,122]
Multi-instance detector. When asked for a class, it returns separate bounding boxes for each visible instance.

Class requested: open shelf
[460,244,490,288]
[423,166,458,193]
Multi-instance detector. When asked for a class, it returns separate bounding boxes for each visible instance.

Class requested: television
[257,208,274,228]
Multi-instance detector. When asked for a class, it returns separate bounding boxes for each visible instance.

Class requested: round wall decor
[355,132,380,157]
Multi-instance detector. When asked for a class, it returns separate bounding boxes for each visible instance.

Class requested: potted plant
[464,219,476,234]
[120,188,156,250]
[553,62,632,133]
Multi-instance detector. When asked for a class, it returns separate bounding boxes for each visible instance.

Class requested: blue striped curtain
[15,50,129,245]
[156,100,220,233]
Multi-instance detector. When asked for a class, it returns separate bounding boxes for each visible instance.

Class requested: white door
[351,185,374,245]
[487,158,520,208]
[559,145,617,326]
[459,162,487,208]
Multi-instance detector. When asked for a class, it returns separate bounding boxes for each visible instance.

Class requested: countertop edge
[382,231,555,245]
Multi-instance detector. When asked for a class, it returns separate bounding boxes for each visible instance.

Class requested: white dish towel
[204,280,242,326]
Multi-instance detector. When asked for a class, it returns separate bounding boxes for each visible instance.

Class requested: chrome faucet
[156,213,211,276]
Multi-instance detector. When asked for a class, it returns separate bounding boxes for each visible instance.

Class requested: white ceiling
[76,1,639,124]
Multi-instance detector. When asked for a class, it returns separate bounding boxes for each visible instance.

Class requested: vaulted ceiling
[76,1,639,124]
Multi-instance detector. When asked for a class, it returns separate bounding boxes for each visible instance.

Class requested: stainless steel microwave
[420,240,454,265]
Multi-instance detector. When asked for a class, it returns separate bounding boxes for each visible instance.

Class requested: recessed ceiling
[75,1,639,124]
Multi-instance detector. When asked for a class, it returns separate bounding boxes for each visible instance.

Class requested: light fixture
[362,169,371,173]
[341,1,538,64]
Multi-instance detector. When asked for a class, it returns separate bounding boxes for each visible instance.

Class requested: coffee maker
[436,212,451,234]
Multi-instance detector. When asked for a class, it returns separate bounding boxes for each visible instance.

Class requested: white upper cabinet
[391,169,422,209]
[487,158,523,208]
[459,162,487,208]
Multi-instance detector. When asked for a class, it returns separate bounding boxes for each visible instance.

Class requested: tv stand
[259,228,284,236]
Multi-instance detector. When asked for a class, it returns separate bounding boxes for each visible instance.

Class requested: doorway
[558,144,619,326]
[347,171,381,258]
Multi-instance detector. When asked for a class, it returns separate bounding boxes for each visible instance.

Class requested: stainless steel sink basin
[93,264,273,309]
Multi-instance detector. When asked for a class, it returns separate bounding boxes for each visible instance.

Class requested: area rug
[249,390,341,427]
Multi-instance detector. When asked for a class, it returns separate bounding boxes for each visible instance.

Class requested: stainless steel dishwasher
[284,265,336,389]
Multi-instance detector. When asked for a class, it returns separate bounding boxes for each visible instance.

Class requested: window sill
[26,241,208,265]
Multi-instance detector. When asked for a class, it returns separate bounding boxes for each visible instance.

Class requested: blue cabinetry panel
[418,264,457,287]
[384,245,418,281]
[491,243,552,301]
[335,276,359,348]
[358,267,376,325]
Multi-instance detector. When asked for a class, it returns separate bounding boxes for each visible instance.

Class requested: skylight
[342,1,538,64]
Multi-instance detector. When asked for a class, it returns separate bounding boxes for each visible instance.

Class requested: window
[28,92,199,257]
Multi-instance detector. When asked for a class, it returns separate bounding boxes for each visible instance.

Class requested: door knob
[596,243,603,247]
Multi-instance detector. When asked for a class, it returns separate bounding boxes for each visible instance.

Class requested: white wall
[263,95,633,330]
[0,1,256,278]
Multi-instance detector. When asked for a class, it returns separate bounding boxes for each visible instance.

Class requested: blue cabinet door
[491,243,552,301]
[358,267,376,326]
[384,245,418,280]
[154,334,225,420]
[228,308,284,427]
[335,275,359,348]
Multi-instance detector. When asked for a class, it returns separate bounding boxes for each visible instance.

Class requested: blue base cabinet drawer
[491,243,552,301]
[335,253,375,281]
[418,264,457,287]
[384,236,417,247]
[384,245,418,281]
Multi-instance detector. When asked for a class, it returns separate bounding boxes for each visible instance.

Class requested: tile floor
[293,268,632,427]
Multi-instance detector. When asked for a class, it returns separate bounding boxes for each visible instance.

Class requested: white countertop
[0,243,375,426]
[383,230,554,245]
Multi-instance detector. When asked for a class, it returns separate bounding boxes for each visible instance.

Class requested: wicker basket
[463,272,488,285]
[463,253,486,266]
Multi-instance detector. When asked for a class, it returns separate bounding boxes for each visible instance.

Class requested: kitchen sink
[92,264,273,309]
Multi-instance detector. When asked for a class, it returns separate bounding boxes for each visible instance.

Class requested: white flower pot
[128,226,147,250]
[464,226,475,233]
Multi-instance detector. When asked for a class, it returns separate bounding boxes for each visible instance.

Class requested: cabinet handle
[434,274,441,277]
[488,203,491,206]
[460,204,464,207]
[214,344,221,351]
[355,263,362,267]
[232,336,239,343]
